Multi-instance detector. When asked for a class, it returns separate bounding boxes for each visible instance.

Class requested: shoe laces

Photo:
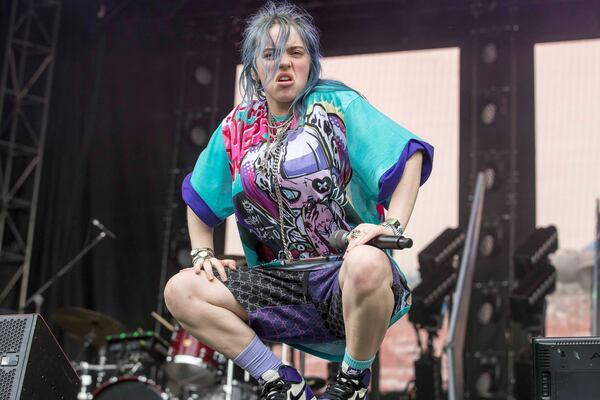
[260,377,292,400]
[322,370,363,400]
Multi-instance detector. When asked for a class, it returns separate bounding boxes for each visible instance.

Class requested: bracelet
[191,247,215,265]
[380,218,405,236]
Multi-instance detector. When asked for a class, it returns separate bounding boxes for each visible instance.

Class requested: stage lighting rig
[409,228,464,400]
[511,226,558,328]
[411,228,464,329]
[410,264,457,330]
[514,226,558,279]
[417,227,465,279]
[511,262,557,327]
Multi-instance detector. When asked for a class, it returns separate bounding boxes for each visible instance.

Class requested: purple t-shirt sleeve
[181,173,224,228]
[181,122,234,228]
[377,139,434,206]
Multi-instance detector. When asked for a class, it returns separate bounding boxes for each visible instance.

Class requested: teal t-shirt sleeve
[181,122,234,227]
[343,96,434,214]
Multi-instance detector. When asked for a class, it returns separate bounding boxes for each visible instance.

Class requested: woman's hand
[344,223,395,255]
[192,257,238,282]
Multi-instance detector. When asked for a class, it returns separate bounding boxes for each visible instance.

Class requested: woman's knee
[340,245,393,293]
[164,270,246,321]
[164,271,195,318]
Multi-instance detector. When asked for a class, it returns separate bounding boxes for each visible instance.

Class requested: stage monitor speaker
[533,336,600,400]
[0,313,79,399]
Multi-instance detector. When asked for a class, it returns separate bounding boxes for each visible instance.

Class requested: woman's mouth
[276,75,294,86]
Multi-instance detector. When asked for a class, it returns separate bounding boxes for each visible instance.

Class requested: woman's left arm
[344,151,423,253]
[386,151,423,229]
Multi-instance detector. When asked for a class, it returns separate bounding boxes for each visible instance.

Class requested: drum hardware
[97,345,109,386]
[73,361,121,400]
[152,310,176,332]
[106,329,169,365]
[77,362,93,400]
[224,359,235,400]
[60,307,267,400]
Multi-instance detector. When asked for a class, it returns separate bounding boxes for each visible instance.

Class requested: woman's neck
[265,98,292,118]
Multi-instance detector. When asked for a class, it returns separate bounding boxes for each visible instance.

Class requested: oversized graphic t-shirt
[182,87,434,270]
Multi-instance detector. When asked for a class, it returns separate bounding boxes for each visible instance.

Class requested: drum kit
[51,307,260,400]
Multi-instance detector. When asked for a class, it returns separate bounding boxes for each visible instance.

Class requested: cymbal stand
[96,345,108,386]
[224,359,235,400]
[77,362,93,400]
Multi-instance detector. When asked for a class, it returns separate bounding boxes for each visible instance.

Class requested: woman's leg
[338,245,395,361]
[164,268,316,400]
[164,268,255,358]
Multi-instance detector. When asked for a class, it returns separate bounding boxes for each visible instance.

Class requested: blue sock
[233,335,282,381]
[342,350,375,375]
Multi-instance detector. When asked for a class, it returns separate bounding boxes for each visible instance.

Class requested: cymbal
[51,307,124,347]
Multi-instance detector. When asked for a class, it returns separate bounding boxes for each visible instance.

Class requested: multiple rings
[349,228,362,240]
[191,247,215,266]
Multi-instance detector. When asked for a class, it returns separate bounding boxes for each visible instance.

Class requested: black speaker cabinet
[0,314,79,399]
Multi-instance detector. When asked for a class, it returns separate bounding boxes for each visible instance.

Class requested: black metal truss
[0,0,62,309]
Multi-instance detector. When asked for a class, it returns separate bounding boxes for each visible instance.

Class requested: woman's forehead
[264,24,304,48]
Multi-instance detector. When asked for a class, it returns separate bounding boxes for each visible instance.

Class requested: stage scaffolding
[0,0,62,310]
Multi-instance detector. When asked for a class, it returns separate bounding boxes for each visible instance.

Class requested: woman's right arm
[187,206,236,281]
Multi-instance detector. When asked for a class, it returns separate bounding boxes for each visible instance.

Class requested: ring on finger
[196,256,212,266]
[349,229,362,239]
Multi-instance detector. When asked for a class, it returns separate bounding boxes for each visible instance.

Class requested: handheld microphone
[92,219,117,239]
[328,229,413,251]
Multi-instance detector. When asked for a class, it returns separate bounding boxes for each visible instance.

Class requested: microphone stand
[19,231,109,313]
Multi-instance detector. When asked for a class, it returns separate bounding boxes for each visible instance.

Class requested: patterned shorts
[222,259,410,345]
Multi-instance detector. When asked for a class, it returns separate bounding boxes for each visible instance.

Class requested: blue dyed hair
[239,1,355,117]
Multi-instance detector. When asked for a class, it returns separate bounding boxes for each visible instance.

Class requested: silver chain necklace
[256,113,293,175]
[266,112,294,261]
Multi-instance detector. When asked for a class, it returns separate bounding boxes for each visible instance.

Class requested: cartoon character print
[232,102,353,261]
[276,104,352,256]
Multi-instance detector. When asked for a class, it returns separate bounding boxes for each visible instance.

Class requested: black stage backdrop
[0,2,9,65]
[26,0,190,355]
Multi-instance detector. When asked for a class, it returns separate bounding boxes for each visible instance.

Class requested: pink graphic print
[222,101,268,179]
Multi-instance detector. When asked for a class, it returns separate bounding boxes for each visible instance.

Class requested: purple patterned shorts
[221,259,410,344]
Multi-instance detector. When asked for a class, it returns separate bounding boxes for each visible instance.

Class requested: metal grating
[555,339,600,345]
[0,318,26,353]
[0,369,16,398]
[537,348,551,369]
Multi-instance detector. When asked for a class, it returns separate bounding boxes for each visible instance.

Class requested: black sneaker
[319,364,370,400]
[259,365,316,400]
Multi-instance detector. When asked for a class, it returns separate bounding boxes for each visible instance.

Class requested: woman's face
[255,24,311,116]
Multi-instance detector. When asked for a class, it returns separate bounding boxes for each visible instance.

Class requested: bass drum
[92,376,167,399]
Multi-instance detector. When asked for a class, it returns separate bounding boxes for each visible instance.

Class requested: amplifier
[533,336,600,400]
[0,314,79,399]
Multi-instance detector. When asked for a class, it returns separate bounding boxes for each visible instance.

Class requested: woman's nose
[279,54,291,69]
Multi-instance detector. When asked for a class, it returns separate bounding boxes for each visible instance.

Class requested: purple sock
[233,335,282,380]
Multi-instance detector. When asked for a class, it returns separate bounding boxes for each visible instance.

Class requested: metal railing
[446,170,491,400]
